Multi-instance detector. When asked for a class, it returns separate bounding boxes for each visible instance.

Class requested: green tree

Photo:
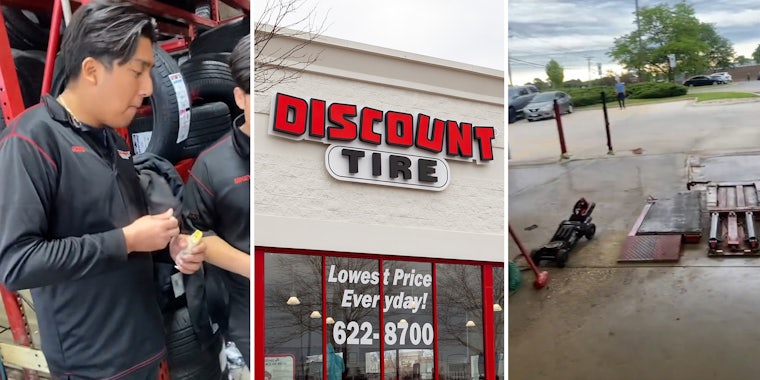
[735,55,750,65]
[753,44,760,63]
[609,3,735,81]
[545,59,564,88]
[530,78,549,90]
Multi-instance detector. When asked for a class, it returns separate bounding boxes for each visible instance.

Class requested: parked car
[710,72,732,84]
[683,75,719,86]
[524,91,573,122]
[508,85,540,123]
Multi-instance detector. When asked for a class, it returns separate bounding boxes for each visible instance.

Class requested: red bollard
[553,99,569,159]
[508,225,549,289]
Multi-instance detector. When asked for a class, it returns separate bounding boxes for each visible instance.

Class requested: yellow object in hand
[175,230,202,270]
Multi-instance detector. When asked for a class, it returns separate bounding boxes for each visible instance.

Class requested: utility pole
[585,56,593,81]
[635,0,643,79]
[507,33,514,86]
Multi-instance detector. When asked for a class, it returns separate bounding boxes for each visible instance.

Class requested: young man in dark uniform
[183,34,251,365]
[0,1,206,379]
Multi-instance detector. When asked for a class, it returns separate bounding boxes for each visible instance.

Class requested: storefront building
[254,28,505,380]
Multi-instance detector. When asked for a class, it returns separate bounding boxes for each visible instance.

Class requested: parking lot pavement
[508,97,760,163]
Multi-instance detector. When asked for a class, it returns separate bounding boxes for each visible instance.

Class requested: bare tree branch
[254,0,328,94]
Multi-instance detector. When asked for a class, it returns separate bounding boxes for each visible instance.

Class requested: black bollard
[553,99,569,159]
[602,91,614,155]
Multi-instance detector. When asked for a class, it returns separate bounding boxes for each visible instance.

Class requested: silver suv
[508,85,540,123]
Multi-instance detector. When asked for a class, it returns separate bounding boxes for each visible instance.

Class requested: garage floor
[508,153,760,379]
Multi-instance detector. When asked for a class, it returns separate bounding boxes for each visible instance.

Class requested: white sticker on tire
[169,73,191,143]
[170,272,185,298]
[132,131,152,155]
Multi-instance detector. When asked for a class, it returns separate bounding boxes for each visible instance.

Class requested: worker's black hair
[61,0,157,82]
[229,34,250,94]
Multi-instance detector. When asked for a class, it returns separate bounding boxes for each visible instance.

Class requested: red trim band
[188,171,215,197]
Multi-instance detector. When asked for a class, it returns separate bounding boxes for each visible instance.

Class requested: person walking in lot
[616,80,627,109]
[0,1,205,379]
[182,34,251,365]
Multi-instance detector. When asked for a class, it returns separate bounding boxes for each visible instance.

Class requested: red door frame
[254,246,502,380]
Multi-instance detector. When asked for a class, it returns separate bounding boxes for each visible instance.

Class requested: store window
[493,266,505,379]
[326,256,380,380]
[435,263,483,379]
[383,261,434,380]
[265,253,323,379]
[258,248,501,380]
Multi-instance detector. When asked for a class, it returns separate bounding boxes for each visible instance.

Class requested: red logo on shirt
[234,174,250,184]
[117,150,131,159]
[71,146,86,153]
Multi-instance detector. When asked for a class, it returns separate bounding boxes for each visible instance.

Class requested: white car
[710,72,732,84]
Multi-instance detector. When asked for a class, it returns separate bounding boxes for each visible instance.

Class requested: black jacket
[182,118,250,259]
[0,96,165,378]
[182,117,250,331]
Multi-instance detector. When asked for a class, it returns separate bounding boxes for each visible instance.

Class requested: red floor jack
[509,224,549,289]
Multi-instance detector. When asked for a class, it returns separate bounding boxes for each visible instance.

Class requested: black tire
[189,16,249,57]
[567,104,574,114]
[2,7,51,50]
[0,49,46,131]
[556,249,568,268]
[585,224,596,240]
[141,46,189,163]
[508,107,516,124]
[530,249,542,266]
[159,0,197,12]
[165,307,225,380]
[178,102,231,160]
[180,53,241,117]
[11,49,46,108]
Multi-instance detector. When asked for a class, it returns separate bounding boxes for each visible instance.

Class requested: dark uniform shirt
[0,95,165,379]
[182,116,250,363]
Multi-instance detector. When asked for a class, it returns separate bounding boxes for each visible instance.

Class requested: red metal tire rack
[0,0,248,378]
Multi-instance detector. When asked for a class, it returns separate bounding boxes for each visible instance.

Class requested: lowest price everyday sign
[327,264,434,347]
[328,265,431,314]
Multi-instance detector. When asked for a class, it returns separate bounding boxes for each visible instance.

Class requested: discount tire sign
[269,93,496,191]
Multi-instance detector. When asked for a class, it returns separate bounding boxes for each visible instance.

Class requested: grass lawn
[577,91,759,110]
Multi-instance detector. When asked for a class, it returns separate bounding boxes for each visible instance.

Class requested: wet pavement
[509,145,760,378]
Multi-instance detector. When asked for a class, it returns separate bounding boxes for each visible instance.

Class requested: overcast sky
[509,0,760,85]
[254,0,505,71]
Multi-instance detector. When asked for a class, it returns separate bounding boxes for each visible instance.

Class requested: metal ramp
[706,182,760,256]
[618,192,702,263]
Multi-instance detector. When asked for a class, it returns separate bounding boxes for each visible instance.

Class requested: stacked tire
[177,16,250,161]
[164,307,227,380]
[1,6,51,130]
[0,49,46,130]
